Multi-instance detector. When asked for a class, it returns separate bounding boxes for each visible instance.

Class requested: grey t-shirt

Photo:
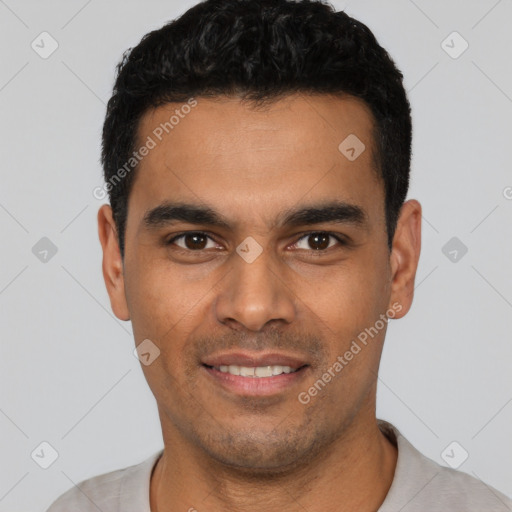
[46,419,512,511]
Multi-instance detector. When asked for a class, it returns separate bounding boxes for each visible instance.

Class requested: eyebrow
[142,200,367,231]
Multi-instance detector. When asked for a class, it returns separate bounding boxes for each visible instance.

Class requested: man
[47,0,512,510]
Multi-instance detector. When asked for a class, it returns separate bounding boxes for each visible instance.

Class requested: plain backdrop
[1,0,511,510]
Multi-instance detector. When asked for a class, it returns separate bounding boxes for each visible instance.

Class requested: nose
[214,244,296,332]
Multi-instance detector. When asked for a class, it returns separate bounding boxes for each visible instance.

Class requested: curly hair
[101,0,412,256]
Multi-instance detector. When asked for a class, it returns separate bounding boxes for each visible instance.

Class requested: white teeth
[239,366,255,377]
[255,366,272,377]
[215,364,298,377]
[272,365,283,375]
[228,365,240,375]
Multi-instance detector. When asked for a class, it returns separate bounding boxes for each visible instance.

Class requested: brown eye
[308,233,330,250]
[294,232,345,251]
[168,232,217,251]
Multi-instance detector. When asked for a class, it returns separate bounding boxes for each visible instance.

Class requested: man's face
[101,94,416,471]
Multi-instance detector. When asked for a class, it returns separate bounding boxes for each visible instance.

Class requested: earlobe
[388,199,422,319]
[97,205,131,321]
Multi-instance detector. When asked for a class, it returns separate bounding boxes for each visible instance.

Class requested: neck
[150,416,398,512]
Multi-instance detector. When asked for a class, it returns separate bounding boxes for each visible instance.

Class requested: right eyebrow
[143,203,232,230]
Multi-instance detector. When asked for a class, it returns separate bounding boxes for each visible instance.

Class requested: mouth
[201,352,310,396]
[206,364,302,377]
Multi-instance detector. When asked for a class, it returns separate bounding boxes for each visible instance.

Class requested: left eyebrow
[142,199,368,231]
[278,200,367,229]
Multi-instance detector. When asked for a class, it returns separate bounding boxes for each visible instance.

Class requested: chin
[198,425,327,474]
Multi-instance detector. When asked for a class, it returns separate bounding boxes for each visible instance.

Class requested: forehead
[129,93,383,229]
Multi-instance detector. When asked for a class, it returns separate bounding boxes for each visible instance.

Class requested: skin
[98,93,421,512]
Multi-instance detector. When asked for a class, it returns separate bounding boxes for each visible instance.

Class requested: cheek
[124,255,215,346]
[302,256,391,381]
[127,263,203,393]
[315,260,387,330]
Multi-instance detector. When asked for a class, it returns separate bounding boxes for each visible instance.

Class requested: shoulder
[378,420,512,512]
[45,450,162,512]
[426,461,512,510]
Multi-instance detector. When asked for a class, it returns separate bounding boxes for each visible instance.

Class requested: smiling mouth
[203,364,306,377]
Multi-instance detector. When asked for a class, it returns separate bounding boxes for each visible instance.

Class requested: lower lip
[202,365,308,396]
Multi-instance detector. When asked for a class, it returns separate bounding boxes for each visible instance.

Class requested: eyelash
[166,231,348,253]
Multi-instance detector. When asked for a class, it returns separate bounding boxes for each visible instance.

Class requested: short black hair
[101,0,412,256]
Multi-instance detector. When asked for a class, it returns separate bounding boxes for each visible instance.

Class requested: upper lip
[202,351,309,370]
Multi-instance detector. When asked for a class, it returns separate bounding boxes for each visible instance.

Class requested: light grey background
[1,0,511,510]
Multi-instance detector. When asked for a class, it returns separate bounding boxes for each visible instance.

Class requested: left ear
[387,199,422,318]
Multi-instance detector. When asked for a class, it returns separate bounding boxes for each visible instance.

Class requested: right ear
[97,205,130,321]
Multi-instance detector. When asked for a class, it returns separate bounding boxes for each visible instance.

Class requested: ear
[97,205,130,321]
[388,199,422,319]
